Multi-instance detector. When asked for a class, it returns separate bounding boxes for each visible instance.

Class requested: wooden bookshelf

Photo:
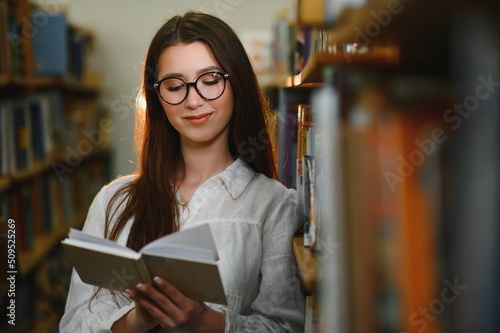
[0,2,111,331]
[18,212,85,275]
[272,1,500,333]
[0,74,9,86]
[0,176,11,193]
[294,46,400,86]
[0,75,100,93]
[27,313,60,333]
[7,146,111,185]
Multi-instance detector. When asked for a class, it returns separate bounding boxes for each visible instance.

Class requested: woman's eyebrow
[196,65,221,75]
[158,65,222,80]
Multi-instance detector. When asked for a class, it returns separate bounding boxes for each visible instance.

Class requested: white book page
[68,228,126,249]
[143,244,217,262]
[62,238,140,259]
[141,223,218,260]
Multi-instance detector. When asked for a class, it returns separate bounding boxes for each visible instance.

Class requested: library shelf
[9,162,54,185]
[293,46,400,86]
[0,75,100,93]
[266,46,399,90]
[0,176,11,194]
[1,2,110,331]
[6,146,111,187]
[292,235,318,296]
[18,212,85,276]
[0,74,9,86]
[27,313,60,333]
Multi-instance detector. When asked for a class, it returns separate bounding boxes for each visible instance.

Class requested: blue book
[31,11,67,76]
[12,100,29,170]
[29,98,46,163]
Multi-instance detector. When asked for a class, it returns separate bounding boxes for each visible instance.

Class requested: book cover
[0,1,12,76]
[28,98,46,165]
[38,93,55,159]
[0,103,11,175]
[278,102,299,188]
[62,223,227,305]
[12,100,35,171]
[31,11,68,76]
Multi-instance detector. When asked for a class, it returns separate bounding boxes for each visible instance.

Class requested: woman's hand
[127,277,226,332]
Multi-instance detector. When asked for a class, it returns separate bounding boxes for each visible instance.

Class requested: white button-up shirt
[59,158,305,332]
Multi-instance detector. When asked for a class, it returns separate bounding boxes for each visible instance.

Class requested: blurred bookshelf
[0,0,112,331]
[268,0,500,333]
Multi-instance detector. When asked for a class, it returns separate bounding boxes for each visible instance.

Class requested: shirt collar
[218,158,255,199]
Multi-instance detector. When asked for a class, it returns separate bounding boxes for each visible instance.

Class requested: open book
[61,223,227,305]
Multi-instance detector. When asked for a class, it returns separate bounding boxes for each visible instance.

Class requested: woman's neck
[177,142,234,202]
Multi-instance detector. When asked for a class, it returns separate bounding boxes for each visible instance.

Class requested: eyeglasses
[154,71,230,105]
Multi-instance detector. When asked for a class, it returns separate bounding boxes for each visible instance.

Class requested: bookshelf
[0,0,112,331]
[270,1,500,333]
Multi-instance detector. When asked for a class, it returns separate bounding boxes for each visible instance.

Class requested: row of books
[271,14,312,79]
[0,235,74,330]
[276,76,470,333]
[0,91,63,174]
[0,1,96,80]
[310,74,500,333]
[338,83,446,333]
[0,158,107,255]
[0,0,22,77]
[0,90,108,176]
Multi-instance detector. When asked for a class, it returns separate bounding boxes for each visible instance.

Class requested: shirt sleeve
[223,187,306,332]
[59,184,135,333]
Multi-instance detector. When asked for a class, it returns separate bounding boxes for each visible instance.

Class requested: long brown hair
[104,11,277,250]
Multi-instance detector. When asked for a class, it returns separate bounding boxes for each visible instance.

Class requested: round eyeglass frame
[153,71,230,105]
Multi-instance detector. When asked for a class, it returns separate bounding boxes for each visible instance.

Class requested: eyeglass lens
[158,72,226,105]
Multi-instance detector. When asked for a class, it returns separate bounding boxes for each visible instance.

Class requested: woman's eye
[202,78,221,86]
[166,84,183,92]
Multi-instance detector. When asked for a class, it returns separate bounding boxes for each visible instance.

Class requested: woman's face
[156,41,234,149]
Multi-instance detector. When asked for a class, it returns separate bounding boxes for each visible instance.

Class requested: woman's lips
[184,112,213,125]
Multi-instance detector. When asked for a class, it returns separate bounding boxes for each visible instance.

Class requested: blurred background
[1,0,499,333]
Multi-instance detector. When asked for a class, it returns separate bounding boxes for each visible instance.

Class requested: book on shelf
[12,100,32,170]
[31,10,68,76]
[0,102,15,175]
[340,84,447,333]
[296,104,312,185]
[277,101,299,188]
[61,223,228,305]
[303,155,318,250]
[0,1,12,77]
[271,12,312,80]
[0,90,71,175]
[5,0,25,77]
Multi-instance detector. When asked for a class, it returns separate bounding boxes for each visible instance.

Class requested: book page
[64,228,139,258]
[62,238,140,259]
[141,223,219,261]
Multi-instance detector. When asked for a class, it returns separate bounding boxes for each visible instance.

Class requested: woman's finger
[129,285,179,328]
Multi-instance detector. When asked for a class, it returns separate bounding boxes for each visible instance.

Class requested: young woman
[59,11,305,333]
